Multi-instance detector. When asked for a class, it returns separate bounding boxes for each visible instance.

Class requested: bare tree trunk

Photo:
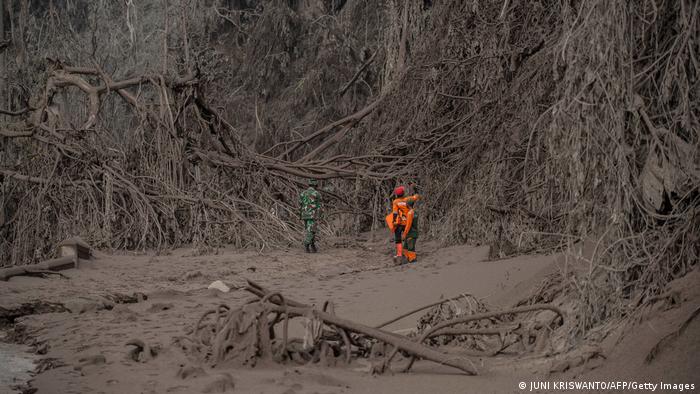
[0,0,6,162]
[162,0,168,74]
[104,171,113,249]
[17,0,26,65]
[181,0,190,73]
[0,0,4,232]
[396,1,409,73]
[1,0,5,109]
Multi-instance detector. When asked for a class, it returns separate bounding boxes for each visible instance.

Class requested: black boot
[304,244,311,253]
[310,243,318,253]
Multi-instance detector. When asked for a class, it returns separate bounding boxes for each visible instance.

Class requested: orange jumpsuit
[385,194,420,257]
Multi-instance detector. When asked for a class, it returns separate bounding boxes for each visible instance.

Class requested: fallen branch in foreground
[180,279,564,375]
[0,256,77,281]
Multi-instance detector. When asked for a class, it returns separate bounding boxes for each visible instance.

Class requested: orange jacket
[391,194,420,227]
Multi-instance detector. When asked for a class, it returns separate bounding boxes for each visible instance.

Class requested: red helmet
[394,186,405,196]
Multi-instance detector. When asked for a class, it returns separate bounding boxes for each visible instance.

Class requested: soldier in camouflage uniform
[299,179,322,253]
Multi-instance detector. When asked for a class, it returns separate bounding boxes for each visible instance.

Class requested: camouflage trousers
[403,236,418,263]
[403,237,417,252]
[303,219,317,246]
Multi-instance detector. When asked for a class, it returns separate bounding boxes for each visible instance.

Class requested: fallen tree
[0,58,414,261]
[0,0,410,263]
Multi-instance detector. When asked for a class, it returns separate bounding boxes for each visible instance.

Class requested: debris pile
[417,295,507,351]
[180,280,564,375]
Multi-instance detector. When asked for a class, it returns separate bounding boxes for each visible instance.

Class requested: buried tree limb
[419,304,564,338]
[269,304,479,375]
[176,280,479,374]
[0,256,77,281]
[184,280,565,375]
[246,280,478,374]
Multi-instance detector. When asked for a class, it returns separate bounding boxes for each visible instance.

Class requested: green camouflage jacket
[299,187,322,220]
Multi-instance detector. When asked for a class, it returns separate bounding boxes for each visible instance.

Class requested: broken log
[0,255,76,281]
[246,280,478,374]
[185,280,561,376]
[420,304,564,339]
[428,323,521,339]
[269,304,479,375]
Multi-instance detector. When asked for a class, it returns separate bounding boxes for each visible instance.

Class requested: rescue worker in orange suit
[385,185,420,264]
